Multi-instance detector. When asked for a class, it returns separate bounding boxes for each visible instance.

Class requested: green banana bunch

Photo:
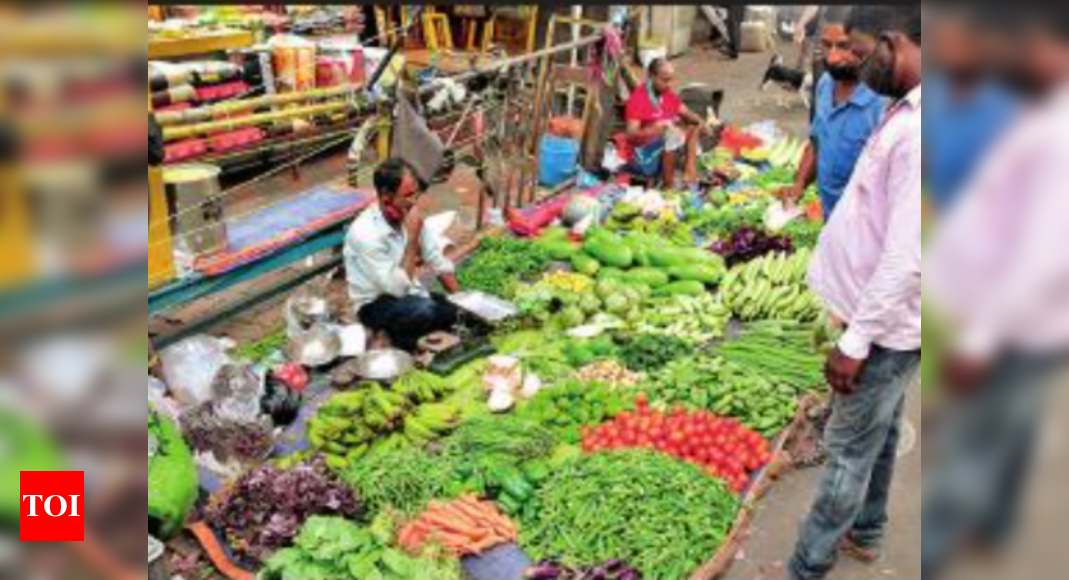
[392,370,453,403]
[401,402,461,447]
[721,250,822,322]
[311,372,465,471]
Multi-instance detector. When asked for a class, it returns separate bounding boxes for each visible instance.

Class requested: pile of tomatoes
[580,394,773,493]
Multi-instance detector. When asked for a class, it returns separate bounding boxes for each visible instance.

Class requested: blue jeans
[790,346,921,580]
[921,352,1058,580]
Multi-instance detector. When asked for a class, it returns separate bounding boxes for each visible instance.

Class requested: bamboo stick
[162,101,353,141]
[159,33,605,143]
[417,33,605,96]
[156,84,363,126]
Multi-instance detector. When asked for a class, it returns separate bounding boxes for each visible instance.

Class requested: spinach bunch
[457,237,552,298]
[617,334,691,373]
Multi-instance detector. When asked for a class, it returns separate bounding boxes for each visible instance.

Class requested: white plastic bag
[602,143,626,172]
[422,211,458,259]
[160,336,232,408]
[764,200,804,232]
[148,376,183,423]
[665,125,687,152]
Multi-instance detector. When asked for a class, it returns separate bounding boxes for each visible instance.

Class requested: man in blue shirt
[784,15,888,217]
[924,6,1019,213]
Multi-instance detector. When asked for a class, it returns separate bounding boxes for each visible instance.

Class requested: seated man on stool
[624,57,711,187]
[344,158,461,352]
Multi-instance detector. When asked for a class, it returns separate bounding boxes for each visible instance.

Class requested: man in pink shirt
[786,7,922,580]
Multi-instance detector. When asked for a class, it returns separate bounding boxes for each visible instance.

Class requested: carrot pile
[398,495,518,557]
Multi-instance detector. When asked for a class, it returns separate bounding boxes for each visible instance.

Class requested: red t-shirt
[625,83,683,146]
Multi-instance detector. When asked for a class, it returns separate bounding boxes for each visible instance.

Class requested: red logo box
[20,471,84,542]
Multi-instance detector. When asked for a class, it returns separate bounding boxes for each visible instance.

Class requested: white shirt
[343,205,455,310]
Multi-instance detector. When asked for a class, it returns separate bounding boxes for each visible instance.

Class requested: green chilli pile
[520,450,740,580]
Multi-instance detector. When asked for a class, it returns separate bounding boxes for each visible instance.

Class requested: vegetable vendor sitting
[344,158,461,352]
[623,58,712,187]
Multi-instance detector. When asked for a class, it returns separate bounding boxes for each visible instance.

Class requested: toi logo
[20,471,84,541]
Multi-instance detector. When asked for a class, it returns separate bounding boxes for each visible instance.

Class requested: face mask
[826,62,860,82]
[1002,68,1046,100]
[381,198,406,223]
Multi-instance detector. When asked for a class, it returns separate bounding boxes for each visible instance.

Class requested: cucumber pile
[537,227,727,294]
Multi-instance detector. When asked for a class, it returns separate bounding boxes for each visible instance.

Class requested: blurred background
[0,5,146,580]
[922,4,1069,580]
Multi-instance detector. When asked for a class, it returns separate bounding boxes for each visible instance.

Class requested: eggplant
[527,562,564,580]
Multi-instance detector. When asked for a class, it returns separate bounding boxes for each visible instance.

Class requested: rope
[145,124,499,255]
[151,99,505,229]
[146,33,612,268]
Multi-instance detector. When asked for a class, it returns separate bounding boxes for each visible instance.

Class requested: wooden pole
[0,82,35,287]
[148,92,177,290]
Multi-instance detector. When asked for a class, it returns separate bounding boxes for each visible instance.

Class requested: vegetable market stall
[152,125,834,580]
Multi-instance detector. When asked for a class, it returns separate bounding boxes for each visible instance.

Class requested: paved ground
[724,381,923,580]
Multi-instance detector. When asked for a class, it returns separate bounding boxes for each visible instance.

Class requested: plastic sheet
[160,336,232,408]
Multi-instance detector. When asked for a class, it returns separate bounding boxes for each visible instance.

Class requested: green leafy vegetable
[617,334,692,373]
[260,515,460,580]
[458,237,553,298]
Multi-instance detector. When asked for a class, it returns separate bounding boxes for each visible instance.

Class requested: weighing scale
[421,292,518,375]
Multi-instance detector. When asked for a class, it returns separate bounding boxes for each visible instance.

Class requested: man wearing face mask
[344,158,460,352]
[783,7,922,580]
[783,8,889,217]
[925,6,1020,213]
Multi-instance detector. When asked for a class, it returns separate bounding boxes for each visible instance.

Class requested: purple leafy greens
[526,560,644,580]
[711,227,793,267]
[204,460,364,564]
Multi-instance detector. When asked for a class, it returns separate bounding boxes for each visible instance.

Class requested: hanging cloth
[391,93,446,185]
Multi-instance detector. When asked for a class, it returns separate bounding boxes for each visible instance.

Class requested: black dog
[760,54,813,109]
